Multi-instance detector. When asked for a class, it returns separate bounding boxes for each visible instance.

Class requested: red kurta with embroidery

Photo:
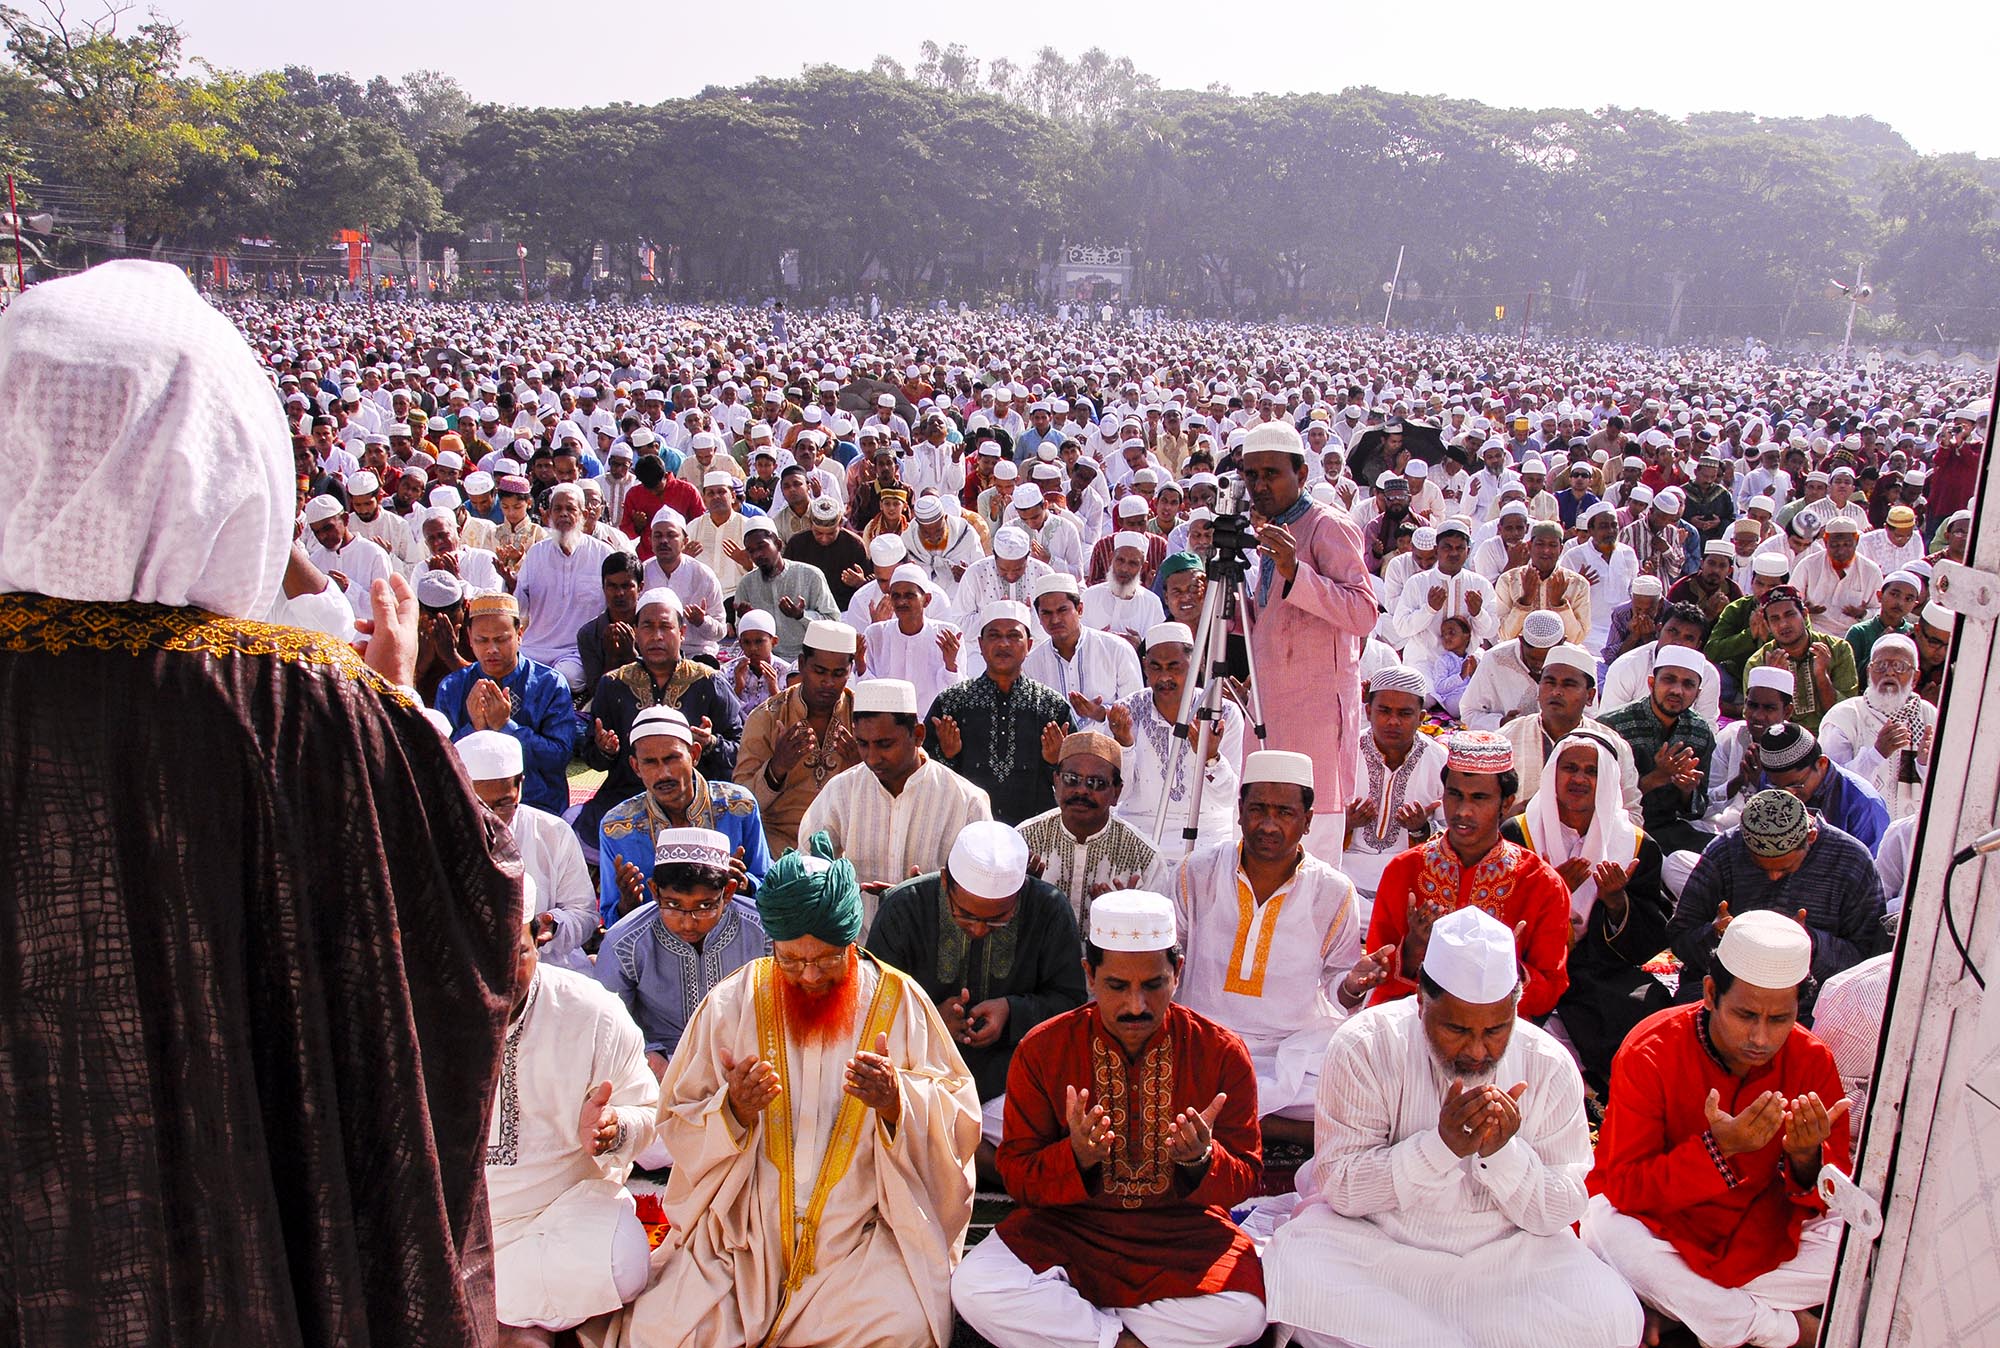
[995,1003,1263,1307]
[1364,835,1572,1017]
[1589,1004,1850,1287]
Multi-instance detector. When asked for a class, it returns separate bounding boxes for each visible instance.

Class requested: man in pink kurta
[1238,421,1380,866]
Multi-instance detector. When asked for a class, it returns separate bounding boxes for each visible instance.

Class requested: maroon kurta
[995,1002,1263,1307]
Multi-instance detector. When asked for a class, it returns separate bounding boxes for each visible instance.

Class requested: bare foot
[1642,1307,1668,1347]
[1793,1308,1822,1347]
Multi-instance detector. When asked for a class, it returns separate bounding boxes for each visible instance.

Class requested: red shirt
[1589,1003,1850,1287]
[996,1003,1263,1308]
[620,479,703,559]
[1365,835,1572,1017]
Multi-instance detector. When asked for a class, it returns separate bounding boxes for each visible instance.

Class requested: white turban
[0,261,292,617]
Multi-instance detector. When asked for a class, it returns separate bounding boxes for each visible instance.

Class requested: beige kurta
[623,956,980,1348]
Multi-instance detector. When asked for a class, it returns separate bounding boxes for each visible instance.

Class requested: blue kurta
[595,779,771,925]
[596,899,769,1055]
[433,656,576,815]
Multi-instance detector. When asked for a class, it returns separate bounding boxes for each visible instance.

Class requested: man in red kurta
[1584,910,1852,1348]
[1364,730,1572,1018]
[951,890,1268,1348]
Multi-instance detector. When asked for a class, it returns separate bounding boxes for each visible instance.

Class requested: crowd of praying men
[258,296,1979,1348]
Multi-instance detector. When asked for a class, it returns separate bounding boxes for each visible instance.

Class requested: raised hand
[577,1080,620,1156]
[1555,856,1594,892]
[769,720,818,779]
[356,572,418,688]
[778,593,807,619]
[963,998,1010,1049]
[1781,1091,1851,1166]
[932,714,963,759]
[1439,1079,1491,1158]
[1041,720,1067,765]
[614,856,656,917]
[1106,702,1134,747]
[1473,1082,1529,1158]
[843,1031,901,1126]
[840,563,866,588]
[1704,1087,1785,1157]
[684,602,708,629]
[1340,944,1399,1005]
[1713,900,1734,937]
[937,626,962,671]
[1167,1092,1227,1166]
[942,987,972,1043]
[691,715,716,751]
[592,716,622,756]
[1346,795,1377,829]
[1065,1084,1115,1170]
[720,1047,782,1129]
[1394,799,1435,833]
[1068,690,1107,722]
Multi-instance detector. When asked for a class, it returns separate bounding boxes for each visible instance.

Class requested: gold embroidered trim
[1092,1027,1175,1208]
[0,594,408,703]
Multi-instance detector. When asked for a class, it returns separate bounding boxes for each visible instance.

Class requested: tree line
[4,11,2000,343]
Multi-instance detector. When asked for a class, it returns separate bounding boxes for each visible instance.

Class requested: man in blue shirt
[1754,721,1890,851]
[433,591,576,814]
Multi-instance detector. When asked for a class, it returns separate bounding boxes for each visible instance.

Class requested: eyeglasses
[947,892,1018,930]
[1058,770,1115,793]
[772,951,850,975]
[660,900,724,917]
[1871,660,1916,676]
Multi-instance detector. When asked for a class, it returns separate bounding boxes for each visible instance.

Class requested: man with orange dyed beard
[624,833,982,1348]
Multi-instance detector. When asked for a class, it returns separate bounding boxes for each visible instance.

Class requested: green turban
[756,831,862,946]
[1159,551,1206,581]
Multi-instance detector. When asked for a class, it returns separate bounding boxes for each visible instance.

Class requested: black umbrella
[1345,419,1454,487]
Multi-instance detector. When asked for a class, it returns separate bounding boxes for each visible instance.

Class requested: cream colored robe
[622,955,980,1348]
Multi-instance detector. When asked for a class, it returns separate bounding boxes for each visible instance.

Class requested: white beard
[552,524,585,552]
[1865,681,1914,717]
[1108,575,1140,599]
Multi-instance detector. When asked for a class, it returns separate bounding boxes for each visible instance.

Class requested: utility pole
[1380,245,1405,328]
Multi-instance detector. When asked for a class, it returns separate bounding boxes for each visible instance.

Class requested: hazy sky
[156,0,1999,158]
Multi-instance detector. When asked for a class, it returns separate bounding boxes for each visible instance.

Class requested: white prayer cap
[1921,601,1955,632]
[947,820,1031,899]
[428,486,462,510]
[1873,633,1918,666]
[415,569,463,609]
[808,495,842,522]
[1112,530,1148,554]
[1520,609,1566,649]
[1746,665,1795,697]
[742,516,779,541]
[654,826,729,870]
[1032,572,1080,600]
[689,431,719,451]
[886,563,931,593]
[1703,539,1734,558]
[650,506,687,531]
[302,495,345,525]
[1653,486,1685,514]
[1243,750,1314,789]
[1404,460,1429,479]
[852,678,918,715]
[1630,575,1665,598]
[1369,664,1432,701]
[993,460,1019,481]
[868,534,907,566]
[702,470,735,489]
[1747,494,1777,513]
[802,619,858,655]
[636,587,685,619]
[737,607,778,638]
[421,707,453,738]
[993,526,1031,561]
[1411,527,1438,550]
[348,470,382,496]
[455,729,523,781]
[912,494,946,523]
[1716,909,1813,989]
[630,707,693,745]
[1542,644,1595,679]
[1143,621,1193,649]
[1423,907,1520,1004]
[1239,421,1304,458]
[1498,501,1530,521]
[979,600,1035,634]
[1750,553,1790,579]
[1652,645,1704,677]
[1011,482,1045,510]
[1089,890,1178,952]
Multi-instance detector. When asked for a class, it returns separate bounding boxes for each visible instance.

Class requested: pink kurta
[1242,501,1379,805]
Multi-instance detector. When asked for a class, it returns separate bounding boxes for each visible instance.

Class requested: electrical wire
[1941,850,1989,990]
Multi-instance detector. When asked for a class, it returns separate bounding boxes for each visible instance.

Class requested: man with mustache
[1587,910,1853,1348]
[1817,633,1935,819]
[1265,907,1643,1348]
[1169,750,1371,1149]
[951,891,1269,1348]
[1017,732,1167,929]
[625,834,980,1348]
[515,481,617,691]
[1108,621,1245,850]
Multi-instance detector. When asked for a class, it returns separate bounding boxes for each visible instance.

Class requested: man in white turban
[0,260,518,1344]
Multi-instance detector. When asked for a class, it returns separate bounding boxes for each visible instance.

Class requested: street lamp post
[517,244,529,300]
[1828,263,1873,369]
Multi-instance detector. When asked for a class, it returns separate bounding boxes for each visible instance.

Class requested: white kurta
[1560,541,1640,654]
[516,533,616,675]
[1266,1001,1643,1348]
[305,532,395,619]
[953,556,1054,625]
[1023,627,1143,728]
[860,617,964,721]
[688,510,750,597]
[514,803,599,972]
[1390,566,1499,666]
[349,507,426,574]
[798,758,993,928]
[1079,582,1166,642]
[1169,842,1361,1117]
[638,554,730,658]
[1791,552,1883,622]
[487,966,659,1330]
[1112,689,1243,851]
[1818,693,1934,820]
